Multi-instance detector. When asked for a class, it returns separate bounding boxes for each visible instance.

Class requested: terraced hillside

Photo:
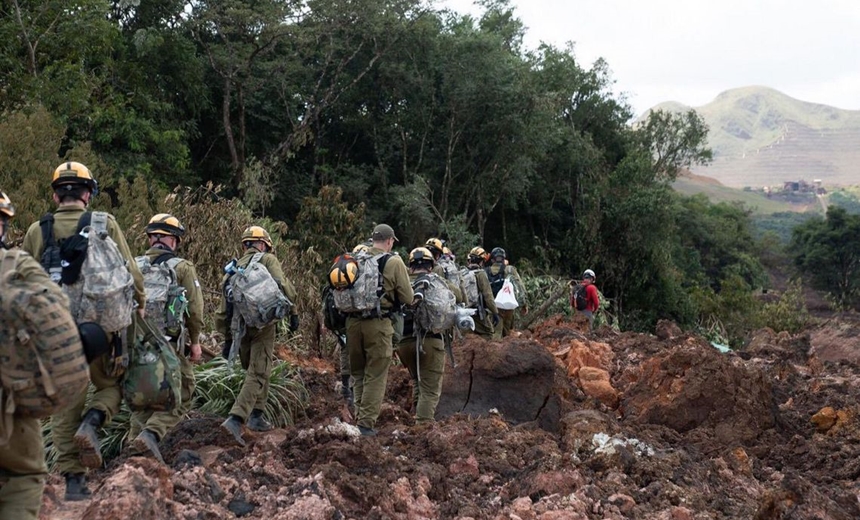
[645,86,860,188]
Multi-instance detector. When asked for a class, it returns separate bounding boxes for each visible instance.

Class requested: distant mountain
[642,86,860,188]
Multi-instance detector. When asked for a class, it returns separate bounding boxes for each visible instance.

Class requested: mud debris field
[42,316,860,519]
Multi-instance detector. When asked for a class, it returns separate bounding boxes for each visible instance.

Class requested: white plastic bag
[494,278,519,310]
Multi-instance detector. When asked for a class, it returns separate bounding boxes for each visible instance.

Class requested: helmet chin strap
[153,238,174,251]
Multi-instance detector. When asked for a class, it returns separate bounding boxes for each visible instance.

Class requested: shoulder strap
[75,211,94,234]
[375,253,393,300]
[164,256,183,270]
[0,249,21,278]
[152,252,177,265]
[39,213,56,248]
[88,211,107,234]
[249,252,265,265]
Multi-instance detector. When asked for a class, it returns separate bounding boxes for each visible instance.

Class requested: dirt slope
[42,317,860,519]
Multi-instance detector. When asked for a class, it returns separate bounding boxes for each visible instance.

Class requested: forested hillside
[0,0,817,336]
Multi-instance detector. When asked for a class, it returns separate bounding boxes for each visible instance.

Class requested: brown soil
[42,316,860,519]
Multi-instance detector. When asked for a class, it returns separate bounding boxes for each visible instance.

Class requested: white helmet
[583,269,595,279]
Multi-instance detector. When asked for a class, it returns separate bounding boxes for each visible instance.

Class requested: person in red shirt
[573,269,600,330]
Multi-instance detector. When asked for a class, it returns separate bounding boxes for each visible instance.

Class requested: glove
[289,314,300,332]
[492,314,500,327]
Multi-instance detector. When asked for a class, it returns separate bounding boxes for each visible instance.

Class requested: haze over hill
[645,86,860,188]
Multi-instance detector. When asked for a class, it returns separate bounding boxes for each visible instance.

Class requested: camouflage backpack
[458,267,480,308]
[230,252,292,328]
[122,317,181,412]
[62,212,135,333]
[136,253,188,344]
[437,256,461,287]
[412,273,457,334]
[0,250,90,419]
[331,251,392,317]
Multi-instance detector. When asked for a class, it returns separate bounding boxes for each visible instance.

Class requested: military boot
[221,415,246,446]
[132,430,165,464]
[64,473,92,501]
[340,375,354,407]
[246,409,274,432]
[74,409,106,469]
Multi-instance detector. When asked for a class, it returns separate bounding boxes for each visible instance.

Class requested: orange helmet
[145,213,186,238]
[468,246,488,264]
[51,161,98,194]
[328,254,359,289]
[425,237,444,256]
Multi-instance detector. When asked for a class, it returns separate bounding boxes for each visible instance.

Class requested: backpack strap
[249,252,265,266]
[152,252,177,265]
[0,249,21,279]
[87,211,108,234]
[39,214,56,249]
[376,253,394,304]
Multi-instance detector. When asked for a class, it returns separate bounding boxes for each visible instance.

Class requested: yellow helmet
[241,225,274,250]
[408,246,435,267]
[328,254,359,289]
[0,191,14,219]
[51,161,98,193]
[425,237,443,256]
[442,246,452,256]
[352,243,370,253]
[469,246,488,263]
[145,213,186,238]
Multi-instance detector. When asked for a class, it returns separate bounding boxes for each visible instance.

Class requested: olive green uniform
[486,263,527,339]
[0,251,65,519]
[468,266,499,337]
[129,248,204,441]
[215,247,298,421]
[347,248,413,430]
[22,206,145,475]
[396,272,450,423]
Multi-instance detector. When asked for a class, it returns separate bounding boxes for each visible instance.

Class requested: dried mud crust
[43,316,860,519]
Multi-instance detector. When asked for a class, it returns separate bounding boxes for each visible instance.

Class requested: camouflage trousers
[230,324,275,421]
[130,354,196,440]
[52,352,123,475]
[0,474,44,520]
[347,316,394,430]
[396,334,445,423]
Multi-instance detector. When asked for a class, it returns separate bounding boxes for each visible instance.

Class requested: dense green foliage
[1,0,815,340]
[828,189,860,214]
[790,206,860,307]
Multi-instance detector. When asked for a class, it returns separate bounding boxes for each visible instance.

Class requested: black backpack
[572,283,588,311]
[39,212,93,285]
[321,285,347,336]
[485,264,506,297]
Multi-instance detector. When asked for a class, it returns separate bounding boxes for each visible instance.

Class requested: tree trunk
[222,78,240,182]
[523,283,570,329]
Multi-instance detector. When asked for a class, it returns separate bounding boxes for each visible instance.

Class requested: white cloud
[437,0,860,116]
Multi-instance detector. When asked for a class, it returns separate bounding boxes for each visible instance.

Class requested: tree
[637,109,713,180]
[791,206,860,307]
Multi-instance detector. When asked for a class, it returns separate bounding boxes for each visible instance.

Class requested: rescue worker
[0,192,65,519]
[396,247,451,423]
[424,238,462,302]
[338,242,371,407]
[485,247,528,338]
[466,247,500,337]
[348,224,413,436]
[21,162,145,501]
[216,226,299,446]
[576,269,600,331]
[128,214,204,462]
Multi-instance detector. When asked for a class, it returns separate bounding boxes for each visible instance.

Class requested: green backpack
[122,317,182,412]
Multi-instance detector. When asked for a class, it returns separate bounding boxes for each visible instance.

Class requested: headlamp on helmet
[409,247,435,267]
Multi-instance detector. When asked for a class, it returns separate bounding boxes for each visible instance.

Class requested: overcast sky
[437,0,860,118]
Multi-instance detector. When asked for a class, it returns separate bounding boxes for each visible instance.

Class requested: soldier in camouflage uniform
[485,247,528,338]
[466,247,500,338]
[128,214,204,462]
[21,162,145,501]
[396,247,452,423]
[216,226,299,445]
[347,224,413,436]
[0,192,62,519]
[424,238,463,302]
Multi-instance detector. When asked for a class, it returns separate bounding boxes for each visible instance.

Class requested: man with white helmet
[572,269,600,330]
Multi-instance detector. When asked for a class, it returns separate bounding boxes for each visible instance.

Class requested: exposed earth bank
[43,316,860,519]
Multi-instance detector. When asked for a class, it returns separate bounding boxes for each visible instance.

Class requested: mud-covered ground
[42,316,860,519]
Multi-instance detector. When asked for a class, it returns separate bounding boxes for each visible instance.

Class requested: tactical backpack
[230,252,292,328]
[123,317,182,412]
[330,251,392,317]
[51,212,136,334]
[0,250,90,419]
[136,253,188,343]
[486,263,506,297]
[412,273,457,334]
[572,283,588,311]
[437,257,461,287]
[459,267,480,308]
[321,285,347,335]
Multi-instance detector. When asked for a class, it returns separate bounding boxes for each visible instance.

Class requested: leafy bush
[757,278,811,334]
